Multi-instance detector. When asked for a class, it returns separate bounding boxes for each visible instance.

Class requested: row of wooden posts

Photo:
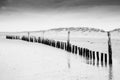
[6,31,112,67]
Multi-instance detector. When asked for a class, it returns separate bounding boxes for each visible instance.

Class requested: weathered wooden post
[78,47,81,56]
[62,42,64,49]
[93,51,95,65]
[87,49,90,59]
[67,30,71,68]
[61,42,63,49]
[28,32,30,42]
[101,53,104,66]
[96,51,99,66]
[90,50,92,59]
[68,31,70,43]
[78,47,80,55]
[38,37,41,43]
[105,53,107,66]
[75,46,77,54]
[96,52,99,61]
[81,48,83,56]
[72,45,75,54]
[86,49,89,59]
[65,42,67,51]
[107,31,112,65]
[67,31,70,52]
[83,48,86,57]
[63,42,64,49]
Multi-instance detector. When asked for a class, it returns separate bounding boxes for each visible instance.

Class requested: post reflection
[109,64,113,80]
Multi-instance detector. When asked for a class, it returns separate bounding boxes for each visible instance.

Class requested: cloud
[6,0,120,9]
[0,0,120,32]
[0,0,7,8]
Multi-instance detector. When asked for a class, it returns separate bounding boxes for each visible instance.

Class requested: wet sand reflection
[109,64,113,80]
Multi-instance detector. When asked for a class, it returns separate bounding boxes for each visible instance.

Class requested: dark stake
[101,53,104,66]
[90,50,92,59]
[67,31,71,52]
[75,46,77,54]
[107,32,112,65]
[96,52,99,66]
[93,51,95,60]
[96,52,99,61]
[65,43,67,51]
[105,54,107,66]
[72,45,75,54]
[28,32,30,42]
[78,47,81,56]
[86,49,89,59]
[81,48,83,56]
[87,49,90,59]
[83,48,86,57]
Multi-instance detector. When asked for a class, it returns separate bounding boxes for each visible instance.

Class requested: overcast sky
[0,0,120,32]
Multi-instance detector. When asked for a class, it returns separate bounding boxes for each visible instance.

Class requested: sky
[0,0,120,32]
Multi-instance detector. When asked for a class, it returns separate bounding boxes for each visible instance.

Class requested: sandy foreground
[0,38,120,80]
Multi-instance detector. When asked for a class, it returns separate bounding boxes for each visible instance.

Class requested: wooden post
[96,52,99,61]
[105,53,107,66]
[87,49,90,59]
[75,46,77,54]
[63,42,64,49]
[90,50,92,59]
[86,49,89,59]
[70,44,72,52]
[78,47,80,55]
[61,42,63,49]
[93,51,95,65]
[101,53,104,66]
[83,48,86,57]
[68,31,70,44]
[96,52,99,66]
[28,32,30,42]
[72,45,75,54]
[67,30,71,68]
[78,47,81,56]
[67,31,70,52]
[81,48,83,56]
[107,32,112,65]
[65,43,67,51]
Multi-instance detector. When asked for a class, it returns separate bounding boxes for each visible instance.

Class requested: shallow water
[66,52,120,80]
